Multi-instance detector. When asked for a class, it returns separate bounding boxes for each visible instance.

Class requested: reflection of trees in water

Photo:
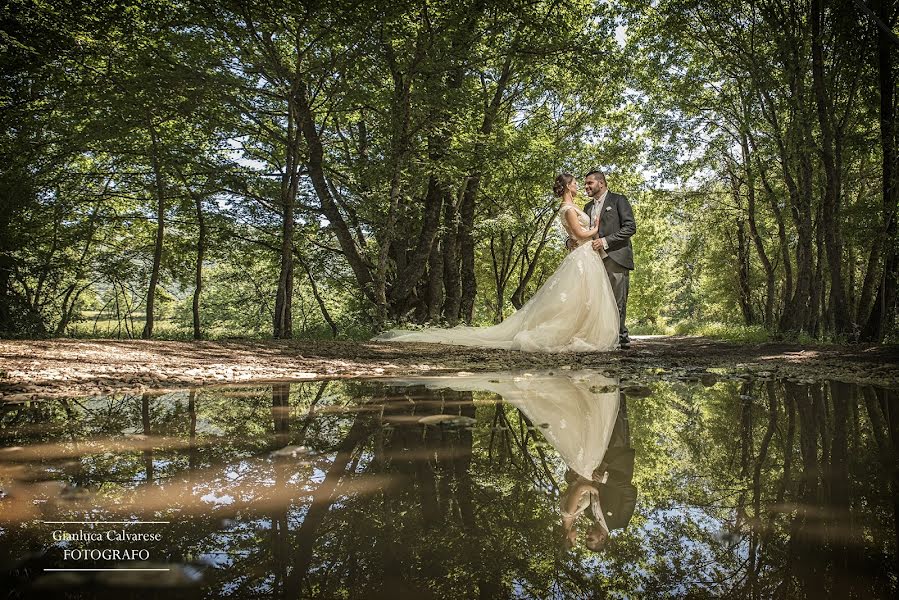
[636,380,898,599]
[1,380,896,598]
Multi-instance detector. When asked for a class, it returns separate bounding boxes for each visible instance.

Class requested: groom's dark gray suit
[584,191,636,343]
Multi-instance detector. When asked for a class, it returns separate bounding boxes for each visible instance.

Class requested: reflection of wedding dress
[386,371,620,480]
[373,205,619,352]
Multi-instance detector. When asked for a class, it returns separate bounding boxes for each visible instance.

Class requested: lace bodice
[559,204,591,246]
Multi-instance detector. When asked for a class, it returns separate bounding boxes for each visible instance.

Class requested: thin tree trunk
[510,209,557,309]
[759,165,794,320]
[427,231,443,321]
[299,256,337,338]
[142,118,165,340]
[743,132,776,326]
[192,190,205,340]
[736,217,756,325]
[442,188,462,324]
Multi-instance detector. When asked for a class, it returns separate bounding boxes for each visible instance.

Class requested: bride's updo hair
[553,173,575,197]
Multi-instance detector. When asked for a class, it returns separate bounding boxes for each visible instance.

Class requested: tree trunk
[298,256,337,337]
[759,165,793,322]
[426,231,443,321]
[442,189,462,325]
[509,209,557,309]
[193,191,205,340]
[142,119,165,340]
[489,233,510,324]
[386,172,445,313]
[742,133,776,327]
[811,0,851,336]
[736,217,756,325]
[274,91,302,339]
[458,55,514,324]
[295,81,378,310]
[790,136,816,333]
[862,0,898,341]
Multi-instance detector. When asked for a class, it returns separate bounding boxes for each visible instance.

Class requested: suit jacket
[590,400,637,530]
[593,446,637,530]
[584,191,636,271]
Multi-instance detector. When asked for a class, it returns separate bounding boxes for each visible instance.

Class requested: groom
[569,168,636,349]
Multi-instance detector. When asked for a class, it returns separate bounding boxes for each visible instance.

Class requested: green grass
[673,321,772,343]
[65,316,372,341]
[630,320,772,343]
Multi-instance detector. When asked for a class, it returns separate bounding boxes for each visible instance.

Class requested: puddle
[1,372,896,598]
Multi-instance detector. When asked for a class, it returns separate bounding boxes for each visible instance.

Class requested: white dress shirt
[590,190,610,258]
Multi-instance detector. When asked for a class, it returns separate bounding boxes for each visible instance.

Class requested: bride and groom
[375,168,636,352]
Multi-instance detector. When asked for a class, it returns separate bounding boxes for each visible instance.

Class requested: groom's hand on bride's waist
[565,237,577,252]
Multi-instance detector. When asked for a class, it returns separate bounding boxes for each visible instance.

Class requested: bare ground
[0,336,897,401]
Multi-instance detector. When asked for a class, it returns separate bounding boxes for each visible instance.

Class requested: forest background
[2,0,896,344]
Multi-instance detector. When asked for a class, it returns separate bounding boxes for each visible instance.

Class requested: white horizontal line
[40,521,170,524]
[43,568,171,571]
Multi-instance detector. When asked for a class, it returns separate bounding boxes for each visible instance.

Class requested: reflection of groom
[585,396,637,551]
[568,168,636,348]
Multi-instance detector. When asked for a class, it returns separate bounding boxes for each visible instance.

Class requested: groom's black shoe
[618,336,631,349]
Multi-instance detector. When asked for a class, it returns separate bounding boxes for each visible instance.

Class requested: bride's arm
[564,208,600,240]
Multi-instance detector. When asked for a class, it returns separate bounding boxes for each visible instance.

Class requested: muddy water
[1,371,896,598]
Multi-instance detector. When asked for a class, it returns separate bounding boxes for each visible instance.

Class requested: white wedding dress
[374,204,620,352]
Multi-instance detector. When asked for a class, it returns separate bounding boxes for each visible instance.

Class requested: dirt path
[1,336,897,401]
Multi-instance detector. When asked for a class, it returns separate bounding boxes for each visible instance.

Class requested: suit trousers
[603,256,630,341]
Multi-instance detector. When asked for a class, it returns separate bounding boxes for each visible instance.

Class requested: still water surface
[1,371,897,598]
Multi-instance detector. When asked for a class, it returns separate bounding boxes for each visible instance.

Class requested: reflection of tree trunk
[141,393,153,483]
[862,386,899,585]
[885,387,899,587]
[270,384,292,596]
[785,382,824,598]
[296,381,328,444]
[828,382,851,598]
[749,382,778,599]
[737,382,753,532]
[416,392,441,528]
[778,384,795,504]
[285,416,370,595]
[188,390,197,471]
[271,383,290,446]
[455,397,504,599]
[810,383,830,493]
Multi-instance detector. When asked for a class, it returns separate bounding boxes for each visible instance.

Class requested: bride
[373,173,620,352]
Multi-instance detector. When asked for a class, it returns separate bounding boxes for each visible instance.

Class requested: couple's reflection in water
[393,370,637,553]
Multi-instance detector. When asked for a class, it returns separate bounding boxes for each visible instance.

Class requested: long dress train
[373,204,619,352]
